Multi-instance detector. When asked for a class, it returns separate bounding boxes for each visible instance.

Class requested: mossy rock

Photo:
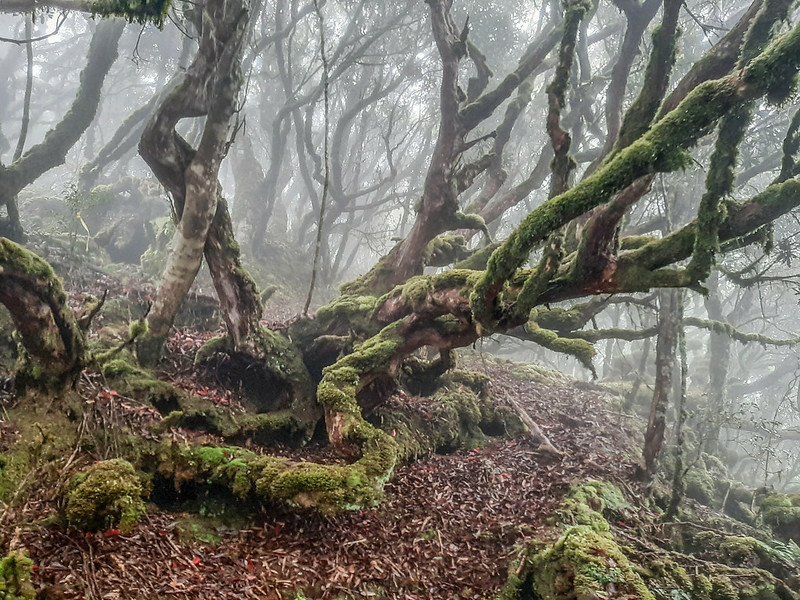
[503,481,652,600]
[0,551,36,600]
[509,362,570,385]
[66,459,146,534]
[554,480,629,530]
[685,468,717,506]
[529,525,654,599]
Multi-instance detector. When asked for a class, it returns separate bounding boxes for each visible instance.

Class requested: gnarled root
[0,238,86,393]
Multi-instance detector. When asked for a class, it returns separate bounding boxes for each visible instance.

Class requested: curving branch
[470,20,800,330]
[343,1,562,295]
[0,20,124,238]
[688,0,794,280]
[137,0,256,363]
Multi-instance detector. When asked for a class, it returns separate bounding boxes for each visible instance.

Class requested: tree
[0,19,124,239]
[4,0,800,514]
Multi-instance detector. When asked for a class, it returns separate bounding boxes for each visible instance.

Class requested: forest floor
[4,246,795,600]
[6,322,641,599]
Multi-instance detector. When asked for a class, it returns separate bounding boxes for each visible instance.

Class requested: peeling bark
[137,0,255,363]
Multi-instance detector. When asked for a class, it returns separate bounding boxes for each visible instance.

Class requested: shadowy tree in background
[3,0,800,513]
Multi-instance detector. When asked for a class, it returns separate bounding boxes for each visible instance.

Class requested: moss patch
[66,459,146,533]
[761,493,800,543]
[0,551,36,600]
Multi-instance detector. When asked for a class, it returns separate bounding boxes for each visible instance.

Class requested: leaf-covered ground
[13,351,641,599]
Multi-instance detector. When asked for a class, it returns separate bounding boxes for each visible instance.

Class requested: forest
[1,0,800,596]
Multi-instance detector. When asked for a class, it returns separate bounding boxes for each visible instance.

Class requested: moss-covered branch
[684,317,800,346]
[615,0,682,151]
[688,0,793,279]
[514,321,597,375]
[470,19,800,330]
[0,0,170,25]
[619,177,800,277]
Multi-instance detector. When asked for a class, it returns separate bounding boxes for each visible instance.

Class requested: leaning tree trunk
[640,288,682,486]
[137,0,256,364]
[0,20,124,240]
[0,238,86,392]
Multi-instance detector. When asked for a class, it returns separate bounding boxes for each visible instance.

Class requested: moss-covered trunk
[0,238,85,391]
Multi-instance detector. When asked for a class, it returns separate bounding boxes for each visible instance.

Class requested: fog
[2,0,800,506]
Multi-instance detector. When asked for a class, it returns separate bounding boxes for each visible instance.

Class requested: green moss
[710,575,739,600]
[717,536,780,567]
[471,24,800,329]
[135,331,168,368]
[529,305,592,333]
[744,22,800,105]
[555,480,629,531]
[424,234,471,267]
[310,294,380,336]
[0,408,78,503]
[153,435,396,514]
[0,551,36,600]
[685,468,716,506]
[761,493,793,511]
[253,328,315,399]
[0,239,85,391]
[762,503,800,542]
[530,525,655,599]
[339,251,397,297]
[194,335,229,366]
[500,480,656,599]
[0,238,56,281]
[66,459,146,533]
[645,559,694,596]
[89,0,172,28]
[101,356,151,379]
[522,321,596,374]
[453,243,500,270]
[101,358,183,413]
[616,16,680,149]
[471,76,741,328]
[377,385,523,461]
[508,362,569,385]
[235,411,309,446]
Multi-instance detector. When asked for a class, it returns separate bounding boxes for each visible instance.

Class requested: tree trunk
[0,19,124,240]
[703,271,731,452]
[137,0,253,364]
[640,288,681,485]
[666,307,687,519]
[0,238,85,392]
